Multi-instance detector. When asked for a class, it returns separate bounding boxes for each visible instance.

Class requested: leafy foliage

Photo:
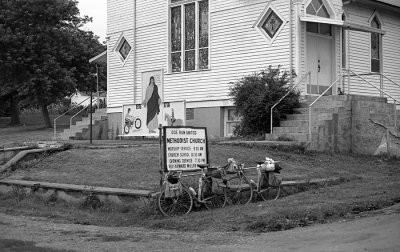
[229,66,300,136]
[0,0,106,127]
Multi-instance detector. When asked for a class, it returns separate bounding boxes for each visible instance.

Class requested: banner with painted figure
[162,101,186,127]
[122,101,186,136]
[122,69,186,136]
[141,70,163,135]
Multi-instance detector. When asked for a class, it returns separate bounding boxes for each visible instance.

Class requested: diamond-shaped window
[119,39,131,60]
[261,11,283,39]
[254,4,286,44]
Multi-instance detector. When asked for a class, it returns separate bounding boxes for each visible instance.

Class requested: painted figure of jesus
[142,76,161,133]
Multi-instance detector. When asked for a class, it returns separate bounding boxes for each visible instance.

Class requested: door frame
[304,22,337,96]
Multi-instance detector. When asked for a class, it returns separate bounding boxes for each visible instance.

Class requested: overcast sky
[78,0,107,42]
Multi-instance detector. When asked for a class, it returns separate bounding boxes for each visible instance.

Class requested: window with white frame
[254,5,286,44]
[115,36,132,63]
[306,0,330,18]
[370,15,381,73]
[169,0,209,73]
[226,108,240,136]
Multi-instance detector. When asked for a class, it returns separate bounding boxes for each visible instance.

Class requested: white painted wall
[107,0,293,109]
[344,3,400,103]
[107,0,135,109]
[106,0,400,110]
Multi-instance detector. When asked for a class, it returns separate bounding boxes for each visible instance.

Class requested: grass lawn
[1,143,399,233]
[3,144,366,190]
[0,125,54,147]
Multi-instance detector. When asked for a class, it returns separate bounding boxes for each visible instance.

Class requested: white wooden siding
[164,0,291,102]
[344,4,400,103]
[107,0,293,108]
[107,0,134,34]
[107,0,135,108]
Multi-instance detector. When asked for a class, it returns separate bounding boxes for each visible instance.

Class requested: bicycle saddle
[197,164,209,169]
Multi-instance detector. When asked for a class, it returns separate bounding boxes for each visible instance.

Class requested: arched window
[370,15,381,73]
[306,0,330,18]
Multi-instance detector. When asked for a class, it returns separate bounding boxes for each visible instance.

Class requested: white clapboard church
[89,0,400,155]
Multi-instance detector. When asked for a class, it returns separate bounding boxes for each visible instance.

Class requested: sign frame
[162,126,209,172]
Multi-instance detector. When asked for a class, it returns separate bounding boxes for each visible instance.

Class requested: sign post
[162,126,209,172]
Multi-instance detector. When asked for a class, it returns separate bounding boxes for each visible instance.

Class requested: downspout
[133,0,137,104]
[289,0,293,86]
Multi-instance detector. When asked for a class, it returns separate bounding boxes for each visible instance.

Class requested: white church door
[306,22,334,95]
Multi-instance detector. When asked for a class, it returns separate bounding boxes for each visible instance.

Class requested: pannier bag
[206,168,226,179]
[268,173,281,187]
[259,172,269,189]
[259,172,281,189]
[164,174,182,198]
[165,181,182,198]
[202,178,213,197]
[224,158,238,174]
[211,177,226,195]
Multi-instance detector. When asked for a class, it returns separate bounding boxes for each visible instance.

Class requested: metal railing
[381,73,400,90]
[308,69,400,142]
[343,72,400,97]
[270,71,311,134]
[347,69,399,129]
[308,73,345,141]
[69,95,105,130]
[53,92,106,139]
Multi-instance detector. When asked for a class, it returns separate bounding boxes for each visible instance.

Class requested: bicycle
[224,158,282,205]
[124,117,141,134]
[157,166,227,217]
[252,160,282,201]
[225,162,254,205]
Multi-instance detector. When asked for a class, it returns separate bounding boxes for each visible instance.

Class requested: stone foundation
[309,95,400,156]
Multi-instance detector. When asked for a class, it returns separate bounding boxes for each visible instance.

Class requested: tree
[229,66,300,137]
[0,0,106,127]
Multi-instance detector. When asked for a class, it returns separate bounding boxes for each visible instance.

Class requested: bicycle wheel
[201,181,227,210]
[226,176,253,205]
[158,187,193,217]
[134,118,142,129]
[124,124,130,134]
[259,185,281,201]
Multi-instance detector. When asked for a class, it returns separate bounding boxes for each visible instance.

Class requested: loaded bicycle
[157,165,227,217]
[223,157,283,205]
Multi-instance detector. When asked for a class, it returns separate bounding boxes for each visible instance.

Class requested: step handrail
[308,70,399,143]
[348,69,399,129]
[53,91,106,139]
[381,73,400,89]
[270,71,310,134]
[53,96,93,138]
[69,95,106,130]
[308,73,345,142]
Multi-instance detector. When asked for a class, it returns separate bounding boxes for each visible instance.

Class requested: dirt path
[1,205,399,252]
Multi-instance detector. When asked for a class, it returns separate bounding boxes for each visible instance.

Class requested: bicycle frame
[162,168,221,204]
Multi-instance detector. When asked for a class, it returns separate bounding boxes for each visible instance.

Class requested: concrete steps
[267,94,399,145]
[266,132,310,142]
[267,95,329,143]
[55,108,107,140]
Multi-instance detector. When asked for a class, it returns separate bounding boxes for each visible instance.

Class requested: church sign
[163,126,208,171]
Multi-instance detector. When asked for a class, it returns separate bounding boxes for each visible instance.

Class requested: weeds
[10,185,27,202]
[81,188,103,210]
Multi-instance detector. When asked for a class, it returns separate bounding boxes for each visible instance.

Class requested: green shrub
[229,66,300,136]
